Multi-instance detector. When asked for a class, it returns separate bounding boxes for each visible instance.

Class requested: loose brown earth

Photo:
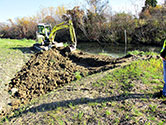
[2,47,150,117]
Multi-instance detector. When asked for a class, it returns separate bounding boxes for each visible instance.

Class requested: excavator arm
[49,20,77,50]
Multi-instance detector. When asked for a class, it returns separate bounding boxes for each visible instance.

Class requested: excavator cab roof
[38,23,51,27]
[37,23,51,34]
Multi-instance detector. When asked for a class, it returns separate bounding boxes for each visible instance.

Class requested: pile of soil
[8,47,140,109]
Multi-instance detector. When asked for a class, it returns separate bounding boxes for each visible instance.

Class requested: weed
[111,102,117,107]
[58,120,64,125]
[140,97,148,101]
[78,111,84,120]
[149,104,157,112]
[132,107,143,117]
[81,97,84,102]
[125,114,129,119]
[92,82,102,87]
[127,50,144,55]
[114,117,120,124]
[101,102,107,107]
[158,121,165,125]
[145,122,151,125]
[88,102,98,106]
[68,102,75,109]
[74,72,82,80]
[1,116,9,123]
[105,110,111,116]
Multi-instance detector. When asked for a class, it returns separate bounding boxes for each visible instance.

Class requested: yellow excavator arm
[49,20,77,49]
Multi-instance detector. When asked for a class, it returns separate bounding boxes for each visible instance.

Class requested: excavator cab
[37,23,51,35]
[36,23,51,44]
[34,20,77,52]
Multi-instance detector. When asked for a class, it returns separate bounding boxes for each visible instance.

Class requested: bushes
[132,19,166,45]
[0,19,36,39]
[0,4,166,46]
[109,13,136,44]
[66,6,166,46]
[0,17,37,39]
[132,5,166,45]
[67,4,166,45]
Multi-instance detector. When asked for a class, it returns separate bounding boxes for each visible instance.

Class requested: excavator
[33,19,77,52]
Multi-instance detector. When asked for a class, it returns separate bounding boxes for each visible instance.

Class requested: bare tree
[86,0,109,14]
[130,0,144,17]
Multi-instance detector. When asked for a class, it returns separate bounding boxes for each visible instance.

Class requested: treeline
[1,0,166,45]
[0,6,66,39]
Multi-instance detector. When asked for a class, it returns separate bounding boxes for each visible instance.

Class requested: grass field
[0,39,35,114]
[0,39,166,124]
[0,38,35,83]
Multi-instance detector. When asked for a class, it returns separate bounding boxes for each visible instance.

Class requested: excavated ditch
[7,47,141,112]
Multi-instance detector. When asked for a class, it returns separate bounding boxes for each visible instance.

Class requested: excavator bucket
[69,45,76,51]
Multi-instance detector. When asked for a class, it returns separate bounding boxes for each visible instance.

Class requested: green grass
[98,52,110,56]
[95,56,163,93]
[0,39,36,83]
[127,50,158,56]
[0,38,35,65]
[88,55,165,124]
[0,38,35,49]
[0,38,36,57]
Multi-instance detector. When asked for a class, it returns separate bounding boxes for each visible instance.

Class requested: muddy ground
[1,46,154,117]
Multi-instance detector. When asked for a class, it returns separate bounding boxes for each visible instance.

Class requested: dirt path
[0,47,35,115]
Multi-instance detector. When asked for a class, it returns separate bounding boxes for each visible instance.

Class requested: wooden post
[124,30,127,55]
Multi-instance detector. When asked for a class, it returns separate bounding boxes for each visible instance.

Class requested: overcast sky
[0,0,165,23]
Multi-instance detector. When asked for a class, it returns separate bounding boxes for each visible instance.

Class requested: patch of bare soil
[1,47,152,116]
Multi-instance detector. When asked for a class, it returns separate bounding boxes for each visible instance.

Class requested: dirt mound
[7,47,140,109]
[8,48,85,104]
